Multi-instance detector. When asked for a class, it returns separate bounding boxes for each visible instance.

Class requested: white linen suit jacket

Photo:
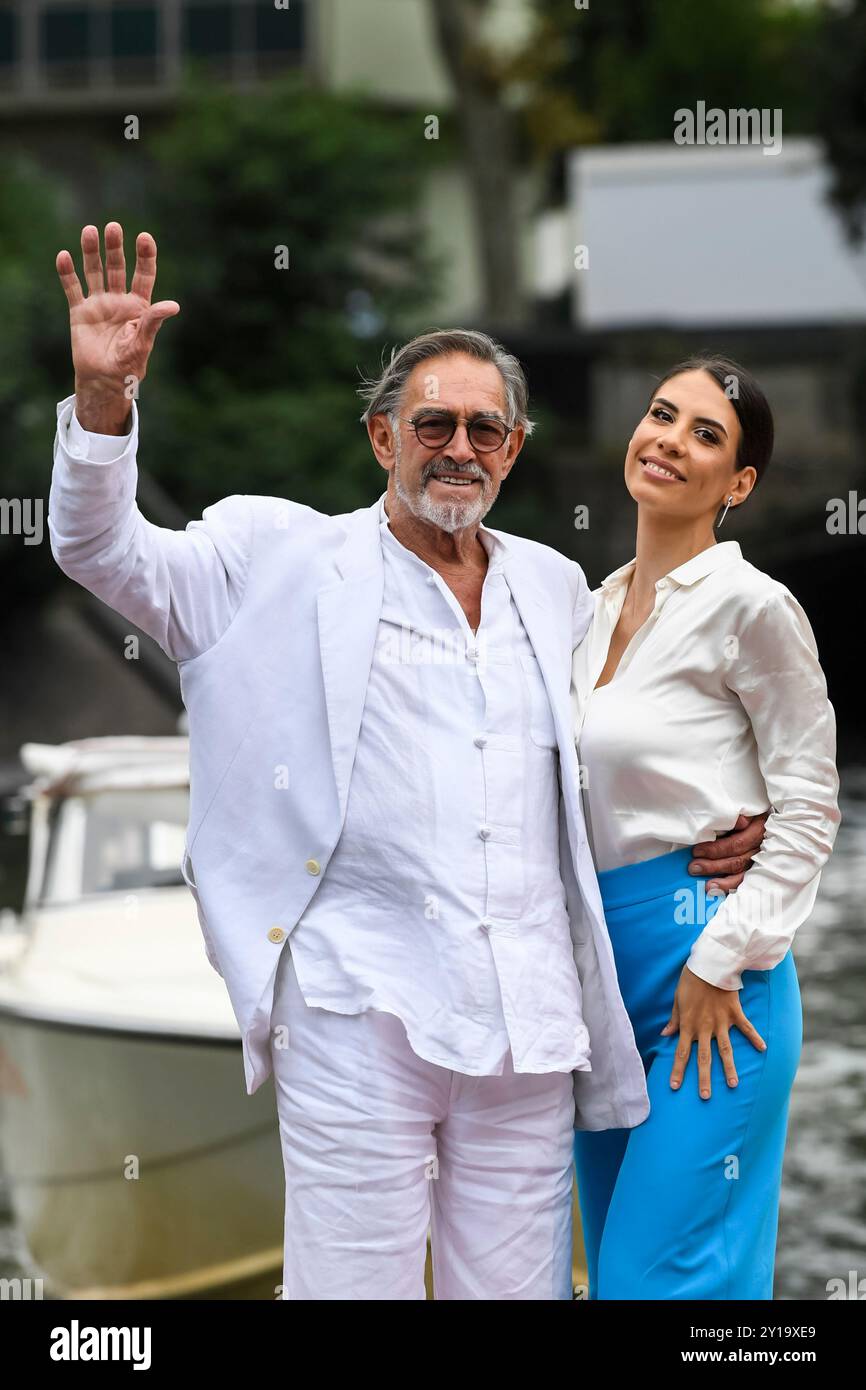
[48,393,650,1131]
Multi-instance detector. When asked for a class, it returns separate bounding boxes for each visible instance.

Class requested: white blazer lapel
[501,556,573,753]
[316,499,384,822]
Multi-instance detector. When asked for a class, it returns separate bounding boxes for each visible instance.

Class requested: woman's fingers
[660,999,679,1035]
[669,1031,693,1090]
[56,249,84,308]
[715,1026,739,1088]
[104,221,127,295]
[80,224,105,296]
[697,1033,713,1099]
[130,231,158,303]
[735,1009,767,1053]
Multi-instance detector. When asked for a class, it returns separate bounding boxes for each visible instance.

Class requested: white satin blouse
[571,540,841,991]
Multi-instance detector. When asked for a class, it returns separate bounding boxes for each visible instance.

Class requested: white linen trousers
[270,946,576,1300]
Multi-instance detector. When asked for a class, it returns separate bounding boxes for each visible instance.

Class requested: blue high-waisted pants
[573,846,802,1300]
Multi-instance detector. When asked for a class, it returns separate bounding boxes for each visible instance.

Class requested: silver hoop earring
[717,495,734,529]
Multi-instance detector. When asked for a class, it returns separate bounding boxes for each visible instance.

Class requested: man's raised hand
[56,222,179,433]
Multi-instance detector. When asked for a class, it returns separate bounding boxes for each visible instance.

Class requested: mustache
[421,458,489,486]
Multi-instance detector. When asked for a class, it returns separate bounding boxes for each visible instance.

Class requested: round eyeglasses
[401,412,513,453]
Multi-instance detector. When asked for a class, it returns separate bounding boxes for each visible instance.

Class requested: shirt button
[657,579,668,590]
[268,927,285,944]
[466,647,478,662]
[68,444,84,458]
[479,825,492,840]
[474,735,487,748]
[426,574,436,585]
[305,858,321,875]
[480,919,494,931]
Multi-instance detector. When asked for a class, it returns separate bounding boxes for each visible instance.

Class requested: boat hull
[0,1013,284,1300]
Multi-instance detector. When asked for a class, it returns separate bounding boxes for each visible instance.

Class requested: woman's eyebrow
[652,396,728,437]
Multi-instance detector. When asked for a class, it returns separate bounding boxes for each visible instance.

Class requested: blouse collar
[600,540,743,594]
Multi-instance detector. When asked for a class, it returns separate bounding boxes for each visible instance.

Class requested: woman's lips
[640,456,686,482]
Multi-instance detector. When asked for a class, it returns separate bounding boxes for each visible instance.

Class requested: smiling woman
[570,352,840,1300]
[639,354,775,516]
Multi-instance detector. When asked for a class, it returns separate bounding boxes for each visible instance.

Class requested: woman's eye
[696,429,718,444]
[650,406,672,422]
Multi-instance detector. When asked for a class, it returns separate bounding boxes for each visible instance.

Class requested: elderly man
[50,224,763,1300]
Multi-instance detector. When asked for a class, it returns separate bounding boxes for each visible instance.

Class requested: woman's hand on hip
[661,965,767,1099]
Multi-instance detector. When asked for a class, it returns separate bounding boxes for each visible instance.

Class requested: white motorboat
[0,736,284,1300]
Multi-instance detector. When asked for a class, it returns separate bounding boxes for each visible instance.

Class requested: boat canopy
[18,737,190,798]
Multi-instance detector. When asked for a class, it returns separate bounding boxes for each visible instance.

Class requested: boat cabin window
[39,787,189,902]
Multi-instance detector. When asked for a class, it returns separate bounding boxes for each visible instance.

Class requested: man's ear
[367,413,396,473]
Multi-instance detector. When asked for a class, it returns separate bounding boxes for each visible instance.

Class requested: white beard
[392,432,498,534]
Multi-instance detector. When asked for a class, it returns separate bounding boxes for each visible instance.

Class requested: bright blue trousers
[573,846,802,1300]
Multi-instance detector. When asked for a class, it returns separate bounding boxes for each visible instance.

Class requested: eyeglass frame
[395,410,516,453]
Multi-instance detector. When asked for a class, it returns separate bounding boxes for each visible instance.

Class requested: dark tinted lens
[469,420,507,450]
[414,416,455,446]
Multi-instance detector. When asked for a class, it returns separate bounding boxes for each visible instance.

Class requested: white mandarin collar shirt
[572,540,841,992]
[377,492,507,589]
[287,493,593,1076]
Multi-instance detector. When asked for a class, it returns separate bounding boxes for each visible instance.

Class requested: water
[2,773,864,1300]
[774,768,866,1298]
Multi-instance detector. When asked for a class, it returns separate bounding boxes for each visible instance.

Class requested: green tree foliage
[523,0,822,162]
[114,73,441,516]
[0,155,73,603]
[813,0,866,244]
[1,73,441,610]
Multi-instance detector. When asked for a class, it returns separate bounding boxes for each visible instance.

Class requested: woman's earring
[716,495,734,529]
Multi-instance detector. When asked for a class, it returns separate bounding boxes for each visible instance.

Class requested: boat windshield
[38,787,189,903]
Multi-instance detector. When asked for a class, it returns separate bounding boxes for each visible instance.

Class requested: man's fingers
[138,302,180,353]
[691,814,749,857]
[56,249,84,308]
[130,231,158,303]
[690,854,751,879]
[705,873,745,895]
[104,221,127,295]
[690,811,768,867]
[81,224,105,296]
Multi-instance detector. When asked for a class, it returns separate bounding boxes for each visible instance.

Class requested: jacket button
[268,927,285,944]
[305,858,321,875]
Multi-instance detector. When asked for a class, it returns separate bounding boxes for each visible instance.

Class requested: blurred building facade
[0,2,862,802]
[0,0,534,324]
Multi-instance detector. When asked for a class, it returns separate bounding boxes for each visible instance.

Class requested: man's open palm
[56,222,179,395]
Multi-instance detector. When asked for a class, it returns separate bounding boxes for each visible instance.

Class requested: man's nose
[445,424,478,463]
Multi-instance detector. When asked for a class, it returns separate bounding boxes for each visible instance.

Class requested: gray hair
[357,328,535,437]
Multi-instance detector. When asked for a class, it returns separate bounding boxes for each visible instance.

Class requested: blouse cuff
[685,933,745,992]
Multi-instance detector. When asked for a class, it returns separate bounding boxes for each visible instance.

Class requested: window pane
[0,8,17,67]
[255,0,304,54]
[183,2,233,57]
[41,788,189,902]
[111,4,158,59]
[41,7,91,62]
